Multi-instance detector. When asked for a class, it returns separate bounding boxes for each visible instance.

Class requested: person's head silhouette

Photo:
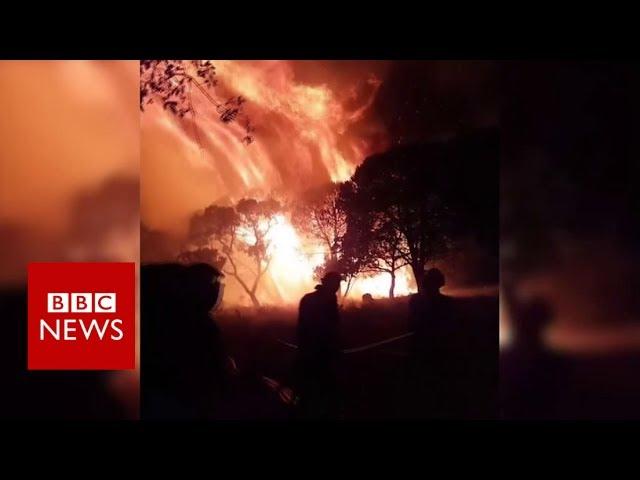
[320,271,343,294]
[512,297,553,348]
[183,263,224,314]
[421,268,445,295]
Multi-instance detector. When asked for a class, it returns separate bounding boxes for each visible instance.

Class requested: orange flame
[142,60,411,305]
[211,60,384,185]
[232,213,413,306]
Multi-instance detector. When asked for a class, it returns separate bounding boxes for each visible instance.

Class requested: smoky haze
[141,60,498,235]
[0,61,139,286]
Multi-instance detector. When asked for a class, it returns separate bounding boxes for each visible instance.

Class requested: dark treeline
[140,128,499,419]
[340,127,498,294]
[166,127,498,305]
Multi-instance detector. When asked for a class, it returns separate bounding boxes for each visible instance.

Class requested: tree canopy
[140,60,254,145]
[186,198,281,307]
[341,128,498,292]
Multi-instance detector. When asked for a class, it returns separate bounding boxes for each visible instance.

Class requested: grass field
[215,291,499,419]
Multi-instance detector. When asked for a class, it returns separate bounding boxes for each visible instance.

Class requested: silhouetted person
[405,268,458,417]
[500,291,564,419]
[0,287,126,419]
[409,269,453,352]
[362,293,375,305]
[142,263,227,419]
[293,271,343,418]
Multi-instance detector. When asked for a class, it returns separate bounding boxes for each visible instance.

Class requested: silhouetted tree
[336,229,377,299]
[337,189,412,298]
[341,147,452,292]
[364,212,410,298]
[140,60,254,144]
[291,183,347,265]
[293,183,377,299]
[342,130,499,291]
[188,198,281,307]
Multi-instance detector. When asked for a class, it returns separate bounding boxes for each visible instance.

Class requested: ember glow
[141,60,411,305]
[213,60,384,183]
[237,213,413,304]
[264,214,324,304]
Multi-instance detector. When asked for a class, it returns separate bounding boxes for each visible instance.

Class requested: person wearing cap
[142,262,228,419]
[293,271,343,417]
[406,267,456,417]
[409,268,451,351]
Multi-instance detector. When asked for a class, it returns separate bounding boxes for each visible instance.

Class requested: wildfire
[265,214,324,303]
[350,267,413,299]
[234,213,413,305]
[210,60,384,184]
[208,61,398,304]
[142,60,405,305]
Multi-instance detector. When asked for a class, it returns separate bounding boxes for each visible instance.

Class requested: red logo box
[28,262,135,370]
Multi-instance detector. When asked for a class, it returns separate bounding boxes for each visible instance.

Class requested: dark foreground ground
[0,288,133,419]
[215,293,499,420]
[4,287,638,419]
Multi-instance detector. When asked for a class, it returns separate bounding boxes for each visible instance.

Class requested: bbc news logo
[43,293,123,341]
[28,263,135,370]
